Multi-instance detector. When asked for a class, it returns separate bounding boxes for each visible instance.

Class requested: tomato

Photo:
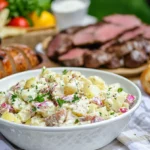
[8,17,29,28]
[0,0,8,10]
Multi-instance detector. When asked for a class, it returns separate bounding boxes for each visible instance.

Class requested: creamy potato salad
[0,68,136,127]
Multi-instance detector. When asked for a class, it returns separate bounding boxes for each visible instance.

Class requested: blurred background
[89,0,150,23]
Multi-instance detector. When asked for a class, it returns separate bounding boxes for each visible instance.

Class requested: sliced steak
[100,40,116,50]
[105,57,124,69]
[142,39,150,54]
[95,24,128,43]
[47,33,72,58]
[72,25,97,46]
[107,41,134,57]
[118,27,143,43]
[103,14,142,29]
[141,25,150,39]
[58,48,88,67]
[84,50,114,68]
[63,26,83,34]
[124,50,148,68]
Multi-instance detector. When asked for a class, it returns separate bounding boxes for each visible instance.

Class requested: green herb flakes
[57,98,66,107]
[74,119,79,124]
[99,112,102,116]
[35,95,45,102]
[72,93,79,103]
[32,107,37,112]
[11,94,17,103]
[108,87,112,91]
[110,112,115,115]
[28,96,34,102]
[118,88,123,93]
[62,69,68,75]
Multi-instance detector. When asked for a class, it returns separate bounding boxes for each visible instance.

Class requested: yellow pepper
[30,11,56,28]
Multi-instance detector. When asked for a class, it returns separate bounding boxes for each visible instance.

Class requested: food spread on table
[0,68,136,127]
[46,14,150,69]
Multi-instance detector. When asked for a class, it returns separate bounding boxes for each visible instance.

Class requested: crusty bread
[140,65,150,94]
[0,44,39,79]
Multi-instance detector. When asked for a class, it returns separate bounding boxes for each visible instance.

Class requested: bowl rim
[0,67,142,132]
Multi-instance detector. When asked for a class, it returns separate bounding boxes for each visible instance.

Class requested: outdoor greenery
[89,0,150,24]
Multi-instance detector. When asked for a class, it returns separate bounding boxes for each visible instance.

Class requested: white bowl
[0,68,141,150]
[51,0,90,30]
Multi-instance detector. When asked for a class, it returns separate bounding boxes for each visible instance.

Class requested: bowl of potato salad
[0,67,141,150]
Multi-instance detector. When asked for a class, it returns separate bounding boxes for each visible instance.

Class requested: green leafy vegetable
[99,112,102,116]
[62,69,68,75]
[118,88,123,93]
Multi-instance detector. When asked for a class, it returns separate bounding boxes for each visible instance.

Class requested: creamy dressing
[52,0,86,13]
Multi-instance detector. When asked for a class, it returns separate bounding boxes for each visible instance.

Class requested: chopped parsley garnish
[74,119,79,124]
[72,93,80,103]
[32,107,37,112]
[42,67,46,74]
[108,87,112,91]
[57,98,66,107]
[110,112,115,115]
[99,112,102,116]
[29,93,51,103]
[28,96,34,102]
[62,69,68,75]
[118,88,123,93]
[35,85,38,90]
[11,94,17,103]
[34,94,45,102]
[47,94,52,100]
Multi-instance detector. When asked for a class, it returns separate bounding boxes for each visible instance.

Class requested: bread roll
[0,44,39,79]
[140,65,150,94]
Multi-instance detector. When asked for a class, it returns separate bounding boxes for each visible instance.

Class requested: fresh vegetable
[30,11,56,28]
[0,0,8,11]
[126,94,135,104]
[7,0,52,26]
[8,17,29,27]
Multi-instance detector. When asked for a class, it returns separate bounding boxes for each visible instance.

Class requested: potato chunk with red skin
[45,109,67,126]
